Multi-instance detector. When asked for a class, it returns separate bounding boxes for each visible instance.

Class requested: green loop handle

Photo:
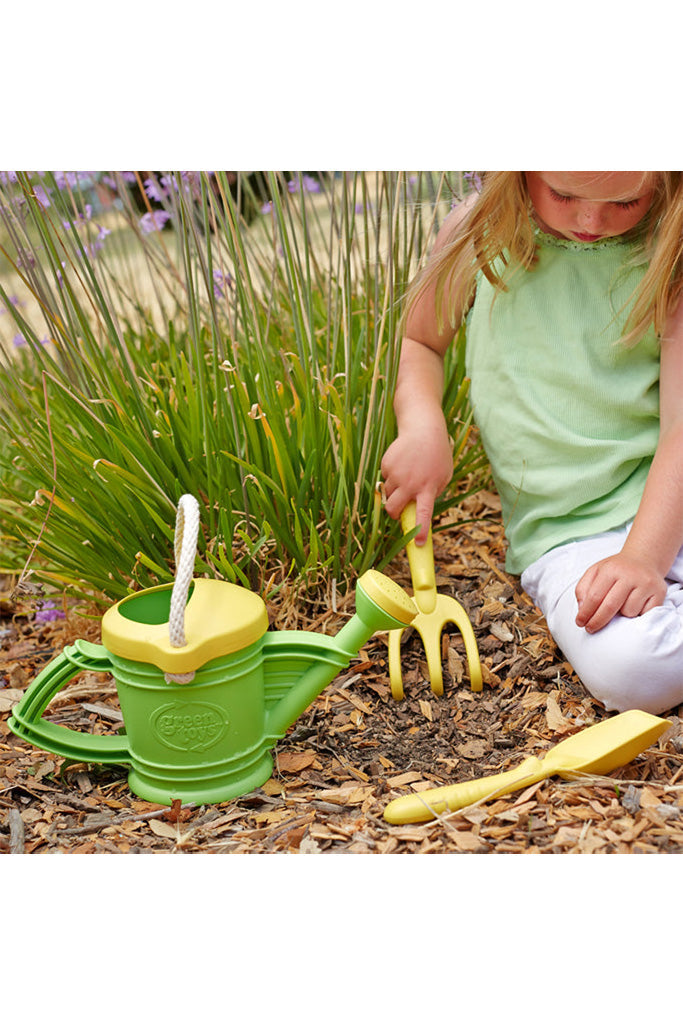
[8,639,131,765]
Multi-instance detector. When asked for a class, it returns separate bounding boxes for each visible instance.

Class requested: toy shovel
[384,709,670,823]
[388,501,482,700]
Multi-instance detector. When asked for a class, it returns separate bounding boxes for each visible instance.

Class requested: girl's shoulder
[433,192,478,254]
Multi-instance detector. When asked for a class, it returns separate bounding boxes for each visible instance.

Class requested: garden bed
[3,493,683,855]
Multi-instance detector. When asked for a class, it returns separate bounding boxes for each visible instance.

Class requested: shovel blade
[545,710,670,778]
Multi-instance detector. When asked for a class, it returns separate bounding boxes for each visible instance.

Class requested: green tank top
[465,228,660,574]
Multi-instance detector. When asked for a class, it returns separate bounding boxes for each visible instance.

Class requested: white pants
[521,522,683,715]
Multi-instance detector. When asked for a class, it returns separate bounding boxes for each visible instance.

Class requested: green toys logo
[151,703,228,752]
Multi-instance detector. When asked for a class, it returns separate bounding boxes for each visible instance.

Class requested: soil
[3,492,683,855]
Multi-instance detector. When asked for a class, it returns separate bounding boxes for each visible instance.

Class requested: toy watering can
[9,495,417,806]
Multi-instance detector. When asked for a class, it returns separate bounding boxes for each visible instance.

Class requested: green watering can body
[8,570,416,806]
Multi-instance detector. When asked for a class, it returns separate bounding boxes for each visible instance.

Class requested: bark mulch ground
[3,492,683,855]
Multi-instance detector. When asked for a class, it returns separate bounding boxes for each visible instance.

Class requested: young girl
[381,172,683,716]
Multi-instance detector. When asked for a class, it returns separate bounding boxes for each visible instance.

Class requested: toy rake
[388,502,482,700]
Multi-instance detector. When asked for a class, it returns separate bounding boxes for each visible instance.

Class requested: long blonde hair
[408,171,683,346]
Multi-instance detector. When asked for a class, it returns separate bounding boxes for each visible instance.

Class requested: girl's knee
[583,657,681,715]
[549,607,683,716]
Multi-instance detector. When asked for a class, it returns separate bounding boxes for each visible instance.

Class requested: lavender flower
[54,172,79,190]
[15,250,36,269]
[176,173,202,199]
[139,210,171,234]
[464,172,482,193]
[213,269,232,298]
[12,333,49,347]
[287,175,322,195]
[32,184,51,208]
[144,177,168,203]
[101,172,136,191]
[34,600,65,623]
[0,294,22,315]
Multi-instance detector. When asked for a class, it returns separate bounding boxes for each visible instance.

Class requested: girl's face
[525,171,655,242]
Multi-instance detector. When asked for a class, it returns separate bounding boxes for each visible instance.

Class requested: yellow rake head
[389,592,482,699]
[388,502,482,701]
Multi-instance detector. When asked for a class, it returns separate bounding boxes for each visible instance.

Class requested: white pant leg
[521,524,683,715]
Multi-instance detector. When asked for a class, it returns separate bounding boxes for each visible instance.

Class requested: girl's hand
[575,553,667,633]
[381,422,454,544]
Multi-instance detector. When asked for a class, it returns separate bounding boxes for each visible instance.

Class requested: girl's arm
[381,198,476,544]
[575,297,683,632]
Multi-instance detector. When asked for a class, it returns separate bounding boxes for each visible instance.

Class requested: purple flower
[54,172,79,190]
[261,201,273,215]
[212,269,232,298]
[176,173,202,199]
[139,210,171,234]
[32,184,51,208]
[11,332,49,347]
[34,600,65,623]
[101,172,136,190]
[143,177,168,203]
[1,295,23,315]
[15,250,36,269]
[287,175,322,195]
[464,172,482,193]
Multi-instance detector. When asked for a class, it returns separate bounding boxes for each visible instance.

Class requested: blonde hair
[408,171,683,346]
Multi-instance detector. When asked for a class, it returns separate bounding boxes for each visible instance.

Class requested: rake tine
[388,626,407,701]
[413,619,444,697]
[444,604,483,693]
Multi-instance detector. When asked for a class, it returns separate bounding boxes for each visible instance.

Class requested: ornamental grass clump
[0,171,487,611]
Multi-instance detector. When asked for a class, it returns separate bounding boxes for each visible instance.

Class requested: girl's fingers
[413,497,434,545]
[579,580,630,632]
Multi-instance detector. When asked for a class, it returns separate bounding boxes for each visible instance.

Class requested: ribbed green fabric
[465,229,660,574]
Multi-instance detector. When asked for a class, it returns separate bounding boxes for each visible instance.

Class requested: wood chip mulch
[3,491,683,855]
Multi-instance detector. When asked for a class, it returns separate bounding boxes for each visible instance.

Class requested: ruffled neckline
[533,225,637,252]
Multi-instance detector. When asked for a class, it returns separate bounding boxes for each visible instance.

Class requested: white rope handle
[165,494,200,685]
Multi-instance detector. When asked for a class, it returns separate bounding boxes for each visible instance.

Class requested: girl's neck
[530,212,567,239]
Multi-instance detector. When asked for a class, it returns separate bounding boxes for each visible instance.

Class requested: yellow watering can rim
[102,578,269,673]
[101,496,268,676]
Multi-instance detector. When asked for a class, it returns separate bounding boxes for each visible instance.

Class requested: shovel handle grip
[401,501,437,615]
[8,640,130,765]
[384,757,544,824]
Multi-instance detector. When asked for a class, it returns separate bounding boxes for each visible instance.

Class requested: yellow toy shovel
[388,501,482,700]
[384,709,670,824]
